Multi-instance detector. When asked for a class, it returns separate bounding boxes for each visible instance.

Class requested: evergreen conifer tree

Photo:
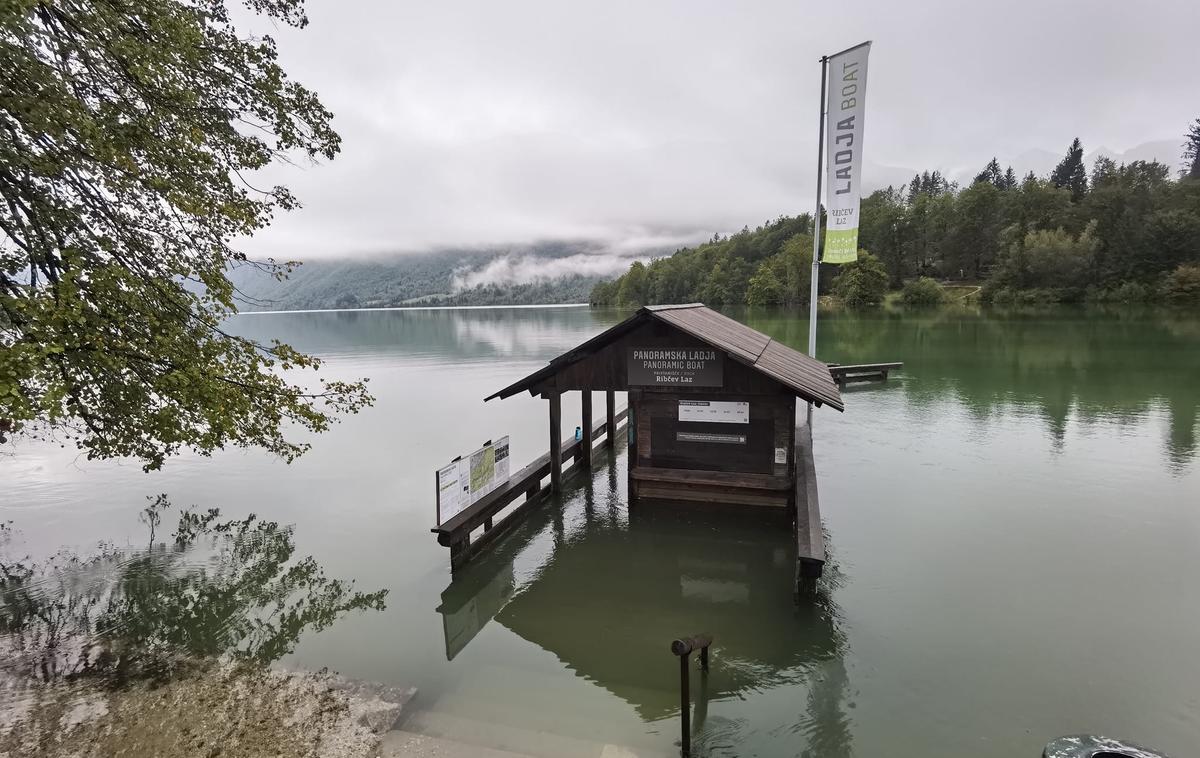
[1051,138,1089,201]
[974,158,1004,188]
[1183,119,1200,179]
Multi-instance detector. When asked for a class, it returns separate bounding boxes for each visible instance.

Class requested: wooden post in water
[605,390,616,449]
[581,391,593,467]
[672,634,712,758]
[548,389,562,493]
[449,537,470,572]
[679,653,691,757]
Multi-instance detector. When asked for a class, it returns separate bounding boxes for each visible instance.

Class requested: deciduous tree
[831,251,888,307]
[0,0,372,468]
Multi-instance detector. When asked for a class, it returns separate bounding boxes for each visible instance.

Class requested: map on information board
[436,436,510,526]
[470,446,496,495]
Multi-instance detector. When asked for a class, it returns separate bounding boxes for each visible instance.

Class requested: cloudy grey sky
[245,0,1200,259]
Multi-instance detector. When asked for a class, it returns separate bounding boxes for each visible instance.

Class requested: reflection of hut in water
[487,507,845,721]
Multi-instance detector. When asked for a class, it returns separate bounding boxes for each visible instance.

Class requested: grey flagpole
[806,54,829,425]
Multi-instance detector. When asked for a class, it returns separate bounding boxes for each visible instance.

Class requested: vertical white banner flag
[824,42,871,264]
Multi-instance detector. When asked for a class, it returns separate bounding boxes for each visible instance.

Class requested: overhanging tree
[0,0,372,469]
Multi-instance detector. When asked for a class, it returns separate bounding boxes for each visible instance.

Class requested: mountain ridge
[228,244,654,311]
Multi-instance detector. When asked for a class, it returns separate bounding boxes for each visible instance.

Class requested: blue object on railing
[575,426,582,441]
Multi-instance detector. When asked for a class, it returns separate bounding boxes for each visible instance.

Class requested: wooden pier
[828,361,903,386]
[434,304,858,599]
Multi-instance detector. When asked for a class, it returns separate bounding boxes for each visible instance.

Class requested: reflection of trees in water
[742,306,1200,469]
[795,536,854,758]
[0,496,386,688]
[798,655,854,758]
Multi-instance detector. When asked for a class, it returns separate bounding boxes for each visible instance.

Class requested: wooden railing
[432,407,628,571]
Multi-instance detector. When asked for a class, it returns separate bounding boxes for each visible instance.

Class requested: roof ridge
[644,302,704,311]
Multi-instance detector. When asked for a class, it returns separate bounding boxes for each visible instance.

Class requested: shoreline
[0,662,416,758]
[237,302,590,316]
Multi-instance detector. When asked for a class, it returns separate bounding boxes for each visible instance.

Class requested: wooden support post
[679,653,691,757]
[449,537,470,573]
[627,390,638,505]
[548,389,562,493]
[605,390,616,449]
[672,632,711,757]
[581,391,593,468]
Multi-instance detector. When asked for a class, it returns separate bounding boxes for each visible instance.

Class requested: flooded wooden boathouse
[434,304,844,596]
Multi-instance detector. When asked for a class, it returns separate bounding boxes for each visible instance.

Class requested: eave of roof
[485,304,843,411]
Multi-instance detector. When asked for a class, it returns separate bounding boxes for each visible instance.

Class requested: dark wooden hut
[487,304,842,514]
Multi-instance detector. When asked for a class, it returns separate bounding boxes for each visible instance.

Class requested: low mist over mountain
[230,243,664,311]
[234,134,1189,312]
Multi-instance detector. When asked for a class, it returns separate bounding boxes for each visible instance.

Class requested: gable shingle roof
[485,304,843,411]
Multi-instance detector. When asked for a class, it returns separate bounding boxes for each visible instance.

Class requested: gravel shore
[0,662,415,758]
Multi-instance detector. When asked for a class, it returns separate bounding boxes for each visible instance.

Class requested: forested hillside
[588,215,819,308]
[592,125,1200,307]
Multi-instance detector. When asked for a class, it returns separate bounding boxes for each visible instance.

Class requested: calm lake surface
[3,304,1199,757]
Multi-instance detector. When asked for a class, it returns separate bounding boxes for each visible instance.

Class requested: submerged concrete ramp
[386,662,671,758]
[384,711,651,758]
[384,730,647,757]
[382,730,536,758]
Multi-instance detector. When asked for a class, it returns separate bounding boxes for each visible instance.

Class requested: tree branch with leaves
[0,0,372,469]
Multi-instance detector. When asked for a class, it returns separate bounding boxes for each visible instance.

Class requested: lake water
[3,304,1199,757]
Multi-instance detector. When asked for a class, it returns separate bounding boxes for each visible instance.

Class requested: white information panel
[436,436,510,525]
[678,400,749,424]
[437,459,469,524]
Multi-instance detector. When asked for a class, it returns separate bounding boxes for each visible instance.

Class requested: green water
[3,305,1199,757]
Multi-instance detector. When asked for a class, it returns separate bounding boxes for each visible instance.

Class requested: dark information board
[627,347,723,387]
[650,418,774,473]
